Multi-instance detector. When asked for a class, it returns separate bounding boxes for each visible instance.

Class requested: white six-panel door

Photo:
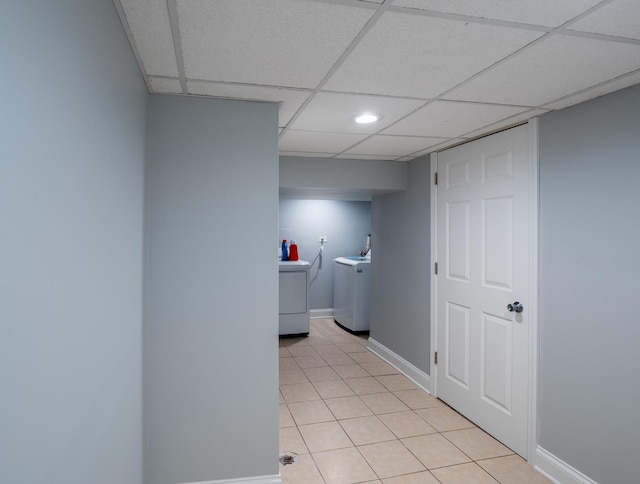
[436,124,531,457]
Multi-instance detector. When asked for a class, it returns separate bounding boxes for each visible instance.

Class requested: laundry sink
[334,256,371,266]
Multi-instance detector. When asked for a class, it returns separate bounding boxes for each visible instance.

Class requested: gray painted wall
[280,156,408,200]
[0,1,147,483]
[538,84,640,483]
[370,158,432,374]
[145,95,280,484]
[279,199,371,309]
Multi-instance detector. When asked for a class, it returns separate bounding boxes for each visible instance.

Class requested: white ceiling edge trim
[111,0,152,92]
[542,69,640,110]
[279,151,335,158]
[165,0,187,93]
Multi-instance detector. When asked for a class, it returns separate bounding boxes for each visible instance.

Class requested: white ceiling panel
[177,0,375,88]
[392,0,601,27]
[117,1,640,161]
[444,34,640,106]
[543,70,640,110]
[119,0,179,77]
[342,135,447,157]
[289,92,426,134]
[568,0,640,40]
[323,11,543,98]
[188,81,310,127]
[149,77,183,94]
[279,130,367,153]
[383,101,528,138]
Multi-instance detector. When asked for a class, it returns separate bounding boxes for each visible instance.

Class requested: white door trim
[429,120,539,463]
[527,118,540,466]
[429,152,438,397]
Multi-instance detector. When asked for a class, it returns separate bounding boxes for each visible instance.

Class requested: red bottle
[288,240,299,261]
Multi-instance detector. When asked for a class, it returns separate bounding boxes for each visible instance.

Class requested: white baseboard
[310,308,334,319]
[178,474,281,484]
[535,446,597,484]
[367,338,432,394]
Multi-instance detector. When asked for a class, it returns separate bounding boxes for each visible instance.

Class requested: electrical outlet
[319,236,328,243]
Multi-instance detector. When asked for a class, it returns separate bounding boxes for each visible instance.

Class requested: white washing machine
[279,260,311,335]
[333,257,371,332]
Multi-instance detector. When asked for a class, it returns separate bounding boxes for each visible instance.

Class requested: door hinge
[434,172,438,185]
[434,351,438,365]
[434,262,438,275]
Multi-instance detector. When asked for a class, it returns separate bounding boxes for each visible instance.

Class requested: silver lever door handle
[507,301,523,313]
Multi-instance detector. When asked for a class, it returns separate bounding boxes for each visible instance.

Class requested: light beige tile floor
[279,319,550,484]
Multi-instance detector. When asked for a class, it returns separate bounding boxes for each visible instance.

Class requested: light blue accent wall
[370,158,431,373]
[145,95,280,484]
[538,84,640,483]
[0,1,147,484]
[279,199,371,309]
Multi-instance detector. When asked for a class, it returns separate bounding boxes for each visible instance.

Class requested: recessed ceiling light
[352,112,382,125]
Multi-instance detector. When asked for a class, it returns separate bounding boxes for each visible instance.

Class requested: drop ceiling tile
[290,92,426,134]
[279,130,367,153]
[444,34,640,106]
[461,109,549,139]
[568,0,640,40]
[342,135,447,157]
[324,11,543,98]
[120,0,179,76]
[149,77,183,94]
[543,70,640,110]
[393,0,601,27]
[188,81,310,126]
[177,0,375,88]
[383,101,528,138]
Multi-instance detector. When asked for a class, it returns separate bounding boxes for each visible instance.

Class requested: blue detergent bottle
[281,240,288,261]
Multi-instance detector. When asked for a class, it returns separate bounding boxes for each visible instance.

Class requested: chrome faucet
[359,234,371,257]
